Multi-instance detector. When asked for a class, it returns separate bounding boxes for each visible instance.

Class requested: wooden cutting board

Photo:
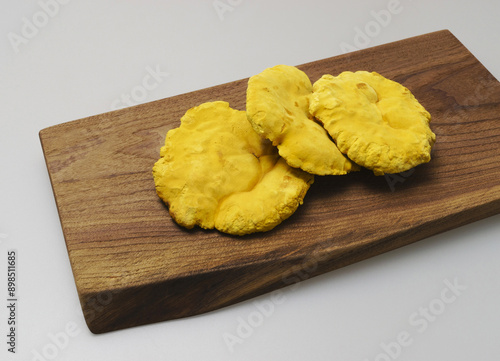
[40,30,500,334]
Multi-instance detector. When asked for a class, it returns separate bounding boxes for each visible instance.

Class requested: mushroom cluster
[153,65,435,235]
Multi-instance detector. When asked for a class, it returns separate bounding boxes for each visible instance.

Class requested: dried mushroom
[153,101,313,235]
[246,64,358,175]
[309,71,436,175]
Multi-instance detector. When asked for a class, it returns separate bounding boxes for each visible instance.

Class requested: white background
[1,1,500,360]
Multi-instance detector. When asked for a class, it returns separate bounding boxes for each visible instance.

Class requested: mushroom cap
[246,64,358,175]
[152,101,313,235]
[309,71,436,175]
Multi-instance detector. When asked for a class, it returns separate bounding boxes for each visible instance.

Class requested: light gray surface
[1,1,499,360]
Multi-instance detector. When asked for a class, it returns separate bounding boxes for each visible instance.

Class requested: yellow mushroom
[153,101,313,235]
[246,64,358,176]
[309,71,436,175]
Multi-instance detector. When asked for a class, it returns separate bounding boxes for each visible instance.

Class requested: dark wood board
[40,30,500,334]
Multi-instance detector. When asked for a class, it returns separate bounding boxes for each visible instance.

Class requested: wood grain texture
[40,30,500,334]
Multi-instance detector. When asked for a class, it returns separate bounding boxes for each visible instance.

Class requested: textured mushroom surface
[246,64,358,175]
[309,71,436,175]
[153,101,314,235]
[215,157,313,235]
